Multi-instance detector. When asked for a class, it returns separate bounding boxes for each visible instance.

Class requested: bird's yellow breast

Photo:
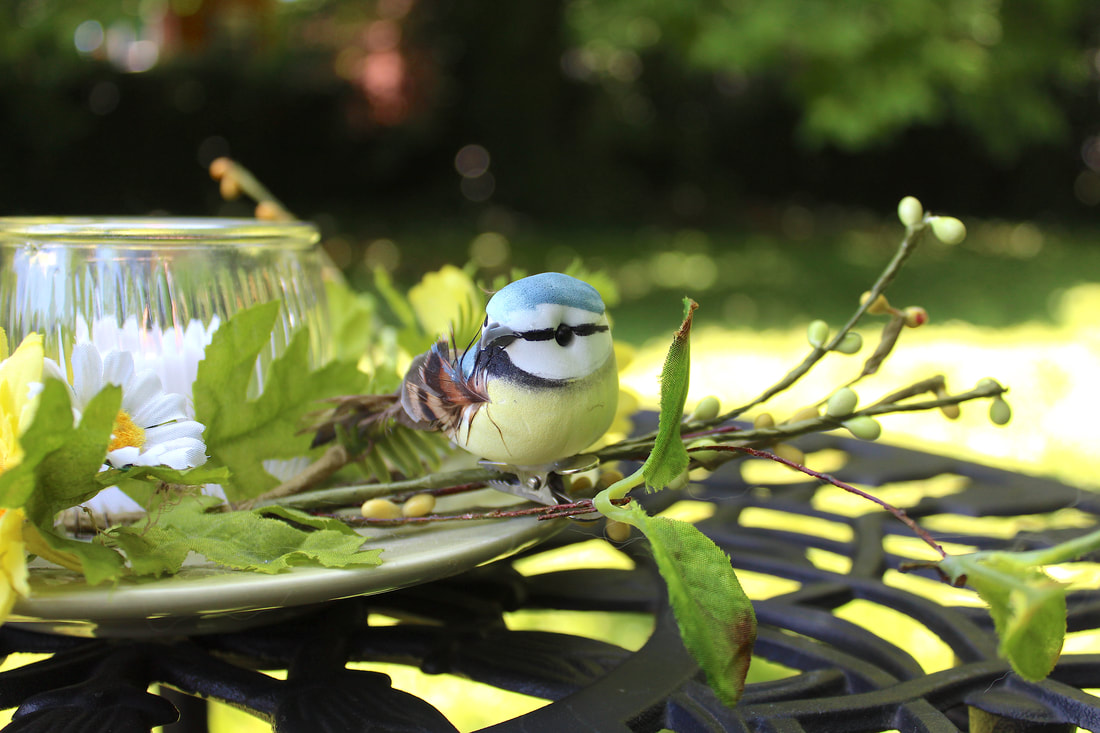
[451,354,618,467]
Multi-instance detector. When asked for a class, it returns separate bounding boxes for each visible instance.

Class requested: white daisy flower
[48,343,208,471]
[74,315,220,415]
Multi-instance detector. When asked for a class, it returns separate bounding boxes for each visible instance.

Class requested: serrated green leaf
[0,380,72,509]
[939,552,1066,681]
[193,302,369,501]
[643,298,697,491]
[31,526,127,585]
[107,496,382,576]
[102,464,232,509]
[592,296,755,707]
[193,300,281,436]
[625,502,755,706]
[0,379,131,584]
[24,382,119,524]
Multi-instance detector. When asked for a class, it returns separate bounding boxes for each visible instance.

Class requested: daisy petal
[121,369,164,414]
[71,344,103,408]
[144,420,206,444]
[106,445,141,468]
[134,438,208,469]
[128,390,188,427]
[101,350,135,388]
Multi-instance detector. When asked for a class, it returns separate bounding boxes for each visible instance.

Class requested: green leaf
[193,302,369,501]
[106,495,383,577]
[939,552,1066,681]
[643,298,697,491]
[0,379,73,509]
[374,267,430,357]
[22,381,119,524]
[625,502,756,706]
[593,296,755,706]
[31,525,127,586]
[102,464,232,509]
[325,281,380,364]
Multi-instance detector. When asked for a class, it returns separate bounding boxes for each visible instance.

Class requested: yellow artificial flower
[408,265,486,343]
[0,507,29,619]
[0,333,44,473]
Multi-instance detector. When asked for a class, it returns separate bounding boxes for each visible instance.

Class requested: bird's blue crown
[486,272,605,318]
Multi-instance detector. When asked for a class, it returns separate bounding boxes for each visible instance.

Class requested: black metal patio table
[1,421,1098,732]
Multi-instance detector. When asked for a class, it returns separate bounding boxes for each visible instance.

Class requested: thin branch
[597,376,1006,463]
[720,218,929,421]
[237,443,350,510]
[208,157,296,220]
[316,497,629,527]
[254,467,498,510]
[716,444,947,558]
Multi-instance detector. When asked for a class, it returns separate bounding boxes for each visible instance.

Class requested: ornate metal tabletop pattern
[0,426,1098,732]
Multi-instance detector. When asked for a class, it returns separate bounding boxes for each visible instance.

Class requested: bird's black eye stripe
[514,323,609,343]
[572,323,609,336]
[515,328,555,341]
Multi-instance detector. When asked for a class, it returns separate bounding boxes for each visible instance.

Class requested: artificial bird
[318,272,619,504]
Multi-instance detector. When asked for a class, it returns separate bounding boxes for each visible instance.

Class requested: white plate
[9,489,565,638]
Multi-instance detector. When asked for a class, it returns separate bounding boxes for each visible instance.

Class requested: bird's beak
[479,322,517,349]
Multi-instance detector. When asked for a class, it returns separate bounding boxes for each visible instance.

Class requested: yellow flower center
[109,411,146,452]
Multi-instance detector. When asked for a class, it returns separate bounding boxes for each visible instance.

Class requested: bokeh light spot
[454,144,490,178]
[364,238,400,272]
[73,20,104,54]
[470,232,510,268]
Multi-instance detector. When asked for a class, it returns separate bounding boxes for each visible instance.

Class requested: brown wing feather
[400,338,489,435]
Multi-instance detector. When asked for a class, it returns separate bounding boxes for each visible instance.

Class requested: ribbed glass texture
[0,217,338,393]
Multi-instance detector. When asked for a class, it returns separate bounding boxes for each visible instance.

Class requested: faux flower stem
[209,158,295,221]
[710,444,947,558]
[238,443,351,510]
[592,467,645,526]
[719,217,928,422]
[256,467,497,510]
[598,376,1006,464]
[320,496,631,526]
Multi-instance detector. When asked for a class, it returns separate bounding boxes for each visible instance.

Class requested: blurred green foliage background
[3,0,1100,337]
[4,4,1100,730]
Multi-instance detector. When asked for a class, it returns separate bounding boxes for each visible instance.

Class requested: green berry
[989,398,1012,426]
[753,412,776,429]
[897,196,924,227]
[606,520,631,543]
[826,388,858,417]
[402,493,436,518]
[842,416,881,440]
[807,320,830,348]
[688,396,721,422]
[688,438,725,468]
[360,498,401,520]
[930,216,967,245]
[834,332,863,354]
[788,406,820,423]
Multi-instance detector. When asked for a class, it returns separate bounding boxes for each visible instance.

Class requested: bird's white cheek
[505,335,613,380]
